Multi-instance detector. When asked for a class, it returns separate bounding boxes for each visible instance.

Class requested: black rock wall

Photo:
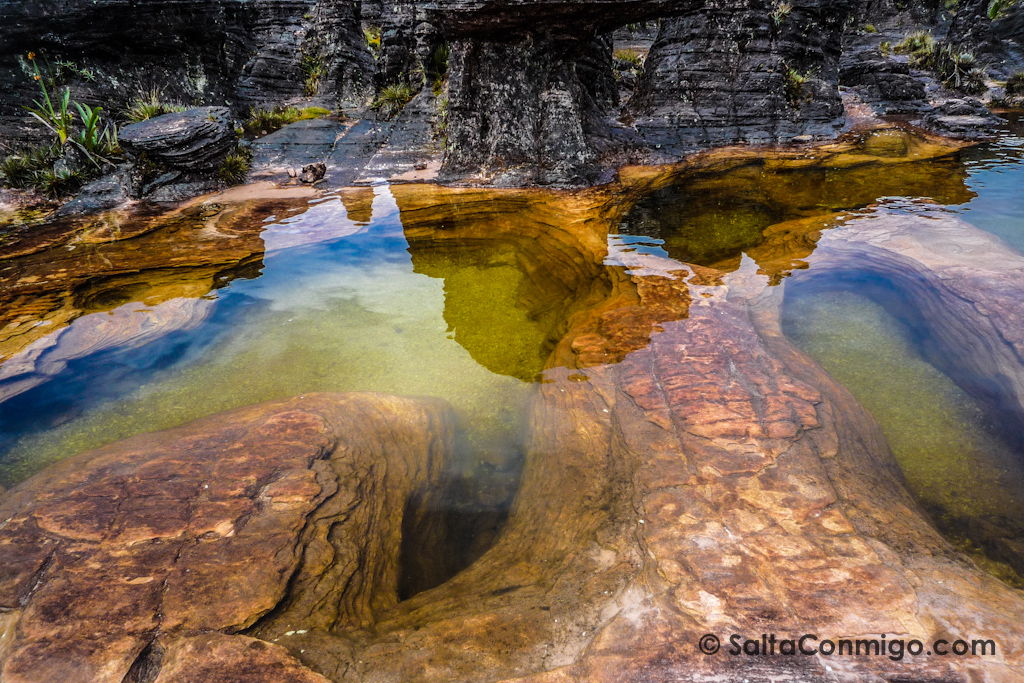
[629,0,853,157]
[0,0,372,147]
[441,33,610,186]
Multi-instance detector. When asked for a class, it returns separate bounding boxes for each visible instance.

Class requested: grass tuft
[243,106,333,137]
[372,83,415,119]
[217,144,253,185]
[124,90,187,123]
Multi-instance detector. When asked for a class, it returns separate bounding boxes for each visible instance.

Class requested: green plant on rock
[893,32,988,94]
[20,52,119,171]
[770,1,793,27]
[863,23,878,33]
[433,94,450,151]
[987,0,1018,20]
[33,167,83,198]
[0,145,59,189]
[879,41,892,56]
[301,53,326,96]
[124,89,187,123]
[372,83,415,119]
[427,42,450,83]
[783,66,811,106]
[893,31,937,68]
[613,49,644,67]
[24,54,74,147]
[935,47,988,94]
[243,106,333,137]
[217,144,253,185]
[364,26,382,59]
[53,59,97,82]
[73,102,119,163]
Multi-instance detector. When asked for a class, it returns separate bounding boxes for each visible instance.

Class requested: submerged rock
[3,168,1024,680]
[0,393,454,682]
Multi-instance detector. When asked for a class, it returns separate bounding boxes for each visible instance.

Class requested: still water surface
[1,120,1022,582]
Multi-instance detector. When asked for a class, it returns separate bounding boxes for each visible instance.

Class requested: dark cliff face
[0,0,372,146]
[629,0,852,158]
[1,0,1018,190]
[433,0,854,183]
[441,33,615,186]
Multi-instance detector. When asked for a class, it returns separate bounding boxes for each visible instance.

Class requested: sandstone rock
[4,133,1024,682]
[119,107,236,172]
[149,634,331,683]
[0,393,454,682]
[271,180,1020,682]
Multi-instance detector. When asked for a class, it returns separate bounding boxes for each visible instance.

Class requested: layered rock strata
[0,392,455,682]
[0,0,373,147]
[630,0,853,159]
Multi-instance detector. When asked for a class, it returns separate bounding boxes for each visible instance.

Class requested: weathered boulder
[0,392,455,682]
[119,107,236,171]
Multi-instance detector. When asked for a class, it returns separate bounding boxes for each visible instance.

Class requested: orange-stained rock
[151,634,331,683]
[2,130,1024,682]
[0,393,454,682]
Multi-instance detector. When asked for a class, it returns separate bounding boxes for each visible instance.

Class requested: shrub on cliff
[894,31,937,67]
[935,48,988,95]
[894,33,988,95]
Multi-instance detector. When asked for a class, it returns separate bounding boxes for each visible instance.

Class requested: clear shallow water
[0,185,538,549]
[783,288,1024,586]
[1,123,1024,584]
[955,112,1024,251]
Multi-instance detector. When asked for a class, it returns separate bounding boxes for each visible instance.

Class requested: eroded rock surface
[119,108,236,172]
[2,134,1024,681]
[630,0,851,158]
[839,48,929,115]
[0,392,454,682]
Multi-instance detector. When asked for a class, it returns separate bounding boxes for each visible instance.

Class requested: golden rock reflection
[0,126,972,404]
